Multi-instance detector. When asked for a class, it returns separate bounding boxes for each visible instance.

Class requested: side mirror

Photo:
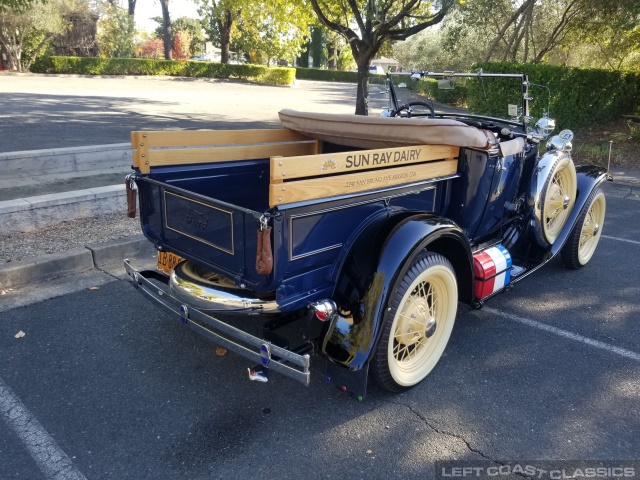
[535,117,556,140]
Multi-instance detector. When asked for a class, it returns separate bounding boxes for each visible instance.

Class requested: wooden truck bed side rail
[269,144,459,207]
[131,128,318,174]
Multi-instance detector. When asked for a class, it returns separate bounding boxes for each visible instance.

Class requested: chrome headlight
[534,117,556,140]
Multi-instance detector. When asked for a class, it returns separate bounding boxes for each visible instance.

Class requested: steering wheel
[390,101,436,118]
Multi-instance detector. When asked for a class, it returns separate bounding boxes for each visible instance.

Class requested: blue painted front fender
[550,165,611,257]
[321,213,473,371]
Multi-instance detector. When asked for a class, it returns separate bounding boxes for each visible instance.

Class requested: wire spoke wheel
[371,252,457,392]
[561,188,606,269]
[542,158,577,244]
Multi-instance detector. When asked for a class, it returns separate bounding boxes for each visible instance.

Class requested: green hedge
[469,61,640,130]
[295,66,385,84]
[30,56,296,85]
[408,78,468,107]
[295,67,358,82]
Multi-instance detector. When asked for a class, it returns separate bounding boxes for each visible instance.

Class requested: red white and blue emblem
[473,244,512,300]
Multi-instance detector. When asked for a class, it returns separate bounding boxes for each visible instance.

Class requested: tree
[105,0,135,16]
[171,29,191,59]
[394,0,640,71]
[460,0,640,65]
[557,0,639,69]
[325,29,355,70]
[97,3,134,57]
[159,0,171,60]
[198,0,311,65]
[153,16,204,56]
[197,0,241,63]
[310,25,326,68]
[310,0,454,115]
[0,0,67,70]
[235,1,312,66]
[139,37,163,59]
[0,0,43,12]
[393,21,485,72]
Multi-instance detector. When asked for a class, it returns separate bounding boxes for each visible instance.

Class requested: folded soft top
[278,109,494,150]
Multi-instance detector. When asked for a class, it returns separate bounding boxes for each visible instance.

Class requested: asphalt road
[0,74,389,152]
[0,183,638,480]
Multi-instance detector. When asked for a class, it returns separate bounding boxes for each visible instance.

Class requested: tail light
[310,299,337,322]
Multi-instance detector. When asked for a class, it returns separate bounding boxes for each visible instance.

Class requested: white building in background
[371,56,400,72]
[194,43,242,64]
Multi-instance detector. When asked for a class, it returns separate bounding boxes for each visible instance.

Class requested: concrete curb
[0,184,126,234]
[1,143,131,180]
[87,235,156,268]
[0,235,155,290]
[0,247,94,290]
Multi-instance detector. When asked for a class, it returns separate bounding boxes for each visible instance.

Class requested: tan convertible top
[279,109,494,150]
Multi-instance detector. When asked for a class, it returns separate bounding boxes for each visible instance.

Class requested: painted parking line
[0,376,86,480]
[601,235,640,246]
[483,307,640,363]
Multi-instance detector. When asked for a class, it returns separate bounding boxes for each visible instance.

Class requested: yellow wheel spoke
[395,331,418,339]
[556,175,568,198]
[548,199,564,212]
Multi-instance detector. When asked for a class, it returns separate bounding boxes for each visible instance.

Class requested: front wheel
[370,252,457,392]
[561,188,606,269]
[539,156,577,245]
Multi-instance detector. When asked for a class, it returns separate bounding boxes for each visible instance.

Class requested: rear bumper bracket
[124,259,311,386]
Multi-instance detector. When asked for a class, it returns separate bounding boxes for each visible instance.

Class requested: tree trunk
[219,26,230,63]
[24,34,51,71]
[523,17,531,62]
[355,59,370,116]
[327,42,337,69]
[160,0,172,60]
[0,27,20,71]
[484,0,535,61]
[217,11,232,64]
[5,42,20,71]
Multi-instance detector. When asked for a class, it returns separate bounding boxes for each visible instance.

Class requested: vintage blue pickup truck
[124,72,610,399]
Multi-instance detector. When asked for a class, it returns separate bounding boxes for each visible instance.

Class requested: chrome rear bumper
[123,259,311,386]
[169,261,280,313]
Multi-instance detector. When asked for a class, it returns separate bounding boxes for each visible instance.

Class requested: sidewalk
[0,141,143,298]
[0,143,132,234]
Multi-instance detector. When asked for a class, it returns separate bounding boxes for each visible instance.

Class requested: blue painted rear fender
[321,214,473,370]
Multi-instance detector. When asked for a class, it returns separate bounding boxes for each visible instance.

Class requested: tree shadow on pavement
[0,92,280,152]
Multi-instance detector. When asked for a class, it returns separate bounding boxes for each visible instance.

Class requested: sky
[128,0,200,33]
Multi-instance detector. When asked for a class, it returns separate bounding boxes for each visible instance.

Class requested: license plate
[157,251,184,275]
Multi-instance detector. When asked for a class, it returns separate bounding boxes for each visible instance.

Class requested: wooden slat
[138,141,318,174]
[270,144,459,181]
[131,132,140,168]
[130,131,139,149]
[131,128,310,148]
[270,159,458,207]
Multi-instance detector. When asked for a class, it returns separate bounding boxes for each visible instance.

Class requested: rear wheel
[370,252,457,392]
[561,188,606,269]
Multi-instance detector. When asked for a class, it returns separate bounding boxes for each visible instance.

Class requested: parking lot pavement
[0,75,388,152]
[0,186,638,480]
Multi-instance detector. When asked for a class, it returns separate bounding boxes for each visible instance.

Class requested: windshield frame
[386,71,531,130]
